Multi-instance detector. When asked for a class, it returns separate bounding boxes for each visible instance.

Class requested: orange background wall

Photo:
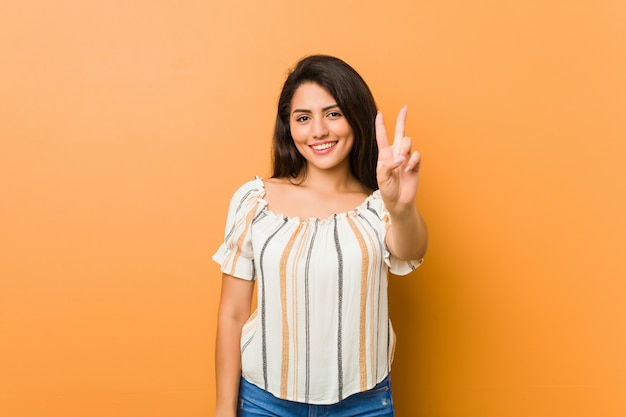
[1,1,625,416]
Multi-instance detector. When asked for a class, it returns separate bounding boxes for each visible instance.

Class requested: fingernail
[393,156,405,164]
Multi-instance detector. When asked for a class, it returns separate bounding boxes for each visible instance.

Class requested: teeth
[311,142,336,150]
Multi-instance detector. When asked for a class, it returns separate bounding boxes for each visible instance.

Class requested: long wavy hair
[271,55,379,191]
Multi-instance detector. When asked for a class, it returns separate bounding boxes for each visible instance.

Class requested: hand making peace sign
[375,106,421,212]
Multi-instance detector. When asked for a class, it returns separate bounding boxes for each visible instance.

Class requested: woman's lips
[310,141,337,151]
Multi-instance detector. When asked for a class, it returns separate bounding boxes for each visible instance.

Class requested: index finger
[375,111,390,151]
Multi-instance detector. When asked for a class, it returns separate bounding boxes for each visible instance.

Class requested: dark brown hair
[271,55,379,191]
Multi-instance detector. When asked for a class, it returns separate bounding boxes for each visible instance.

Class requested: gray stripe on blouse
[259,217,288,390]
[303,219,319,403]
[333,215,344,401]
[225,189,257,243]
[358,212,384,373]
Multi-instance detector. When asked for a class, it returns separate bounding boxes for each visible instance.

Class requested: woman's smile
[310,141,338,152]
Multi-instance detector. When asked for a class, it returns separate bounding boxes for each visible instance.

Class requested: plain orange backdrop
[1,1,625,416]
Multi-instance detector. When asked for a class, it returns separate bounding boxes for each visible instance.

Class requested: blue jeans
[238,375,394,417]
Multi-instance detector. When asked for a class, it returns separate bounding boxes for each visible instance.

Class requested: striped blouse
[213,177,421,405]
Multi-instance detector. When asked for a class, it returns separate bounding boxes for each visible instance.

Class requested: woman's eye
[328,111,342,118]
[295,115,310,122]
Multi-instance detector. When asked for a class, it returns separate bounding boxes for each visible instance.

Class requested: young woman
[213,55,427,417]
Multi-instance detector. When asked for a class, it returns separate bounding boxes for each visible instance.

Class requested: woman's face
[289,82,354,175]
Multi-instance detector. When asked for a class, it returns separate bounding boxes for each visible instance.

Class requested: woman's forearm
[386,206,428,261]
[215,314,245,416]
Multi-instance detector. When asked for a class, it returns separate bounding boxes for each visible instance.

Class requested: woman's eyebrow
[292,104,339,114]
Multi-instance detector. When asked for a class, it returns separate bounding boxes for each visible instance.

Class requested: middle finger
[393,106,408,151]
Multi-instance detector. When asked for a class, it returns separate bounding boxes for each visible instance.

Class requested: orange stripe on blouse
[241,309,258,339]
[290,221,309,397]
[359,221,380,377]
[346,215,370,390]
[279,222,304,398]
[228,200,260,277]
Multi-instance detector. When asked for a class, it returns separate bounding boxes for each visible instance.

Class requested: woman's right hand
[375,106,422,214]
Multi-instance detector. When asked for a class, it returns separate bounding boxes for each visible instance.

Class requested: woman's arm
[214,273,255,417]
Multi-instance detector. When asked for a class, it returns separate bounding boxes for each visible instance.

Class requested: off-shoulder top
[213,177,422,404]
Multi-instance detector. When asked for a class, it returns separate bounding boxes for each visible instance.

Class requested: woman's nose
[312,118,329,139]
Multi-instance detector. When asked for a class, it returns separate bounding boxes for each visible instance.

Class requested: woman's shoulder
[226,176,266,206]
[259,177,293,197]
[360,189,387,218]
[232,176,294,199]
[232,176,265,193]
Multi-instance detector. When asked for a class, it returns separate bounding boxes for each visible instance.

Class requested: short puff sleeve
[212,179,264,280]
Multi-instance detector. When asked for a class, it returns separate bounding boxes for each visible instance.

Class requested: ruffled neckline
[252,176,380,225]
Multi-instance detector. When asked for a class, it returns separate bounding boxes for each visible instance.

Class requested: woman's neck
[295,166,366,194]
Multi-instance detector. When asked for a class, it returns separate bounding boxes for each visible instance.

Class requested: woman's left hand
[375,106,421,212]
